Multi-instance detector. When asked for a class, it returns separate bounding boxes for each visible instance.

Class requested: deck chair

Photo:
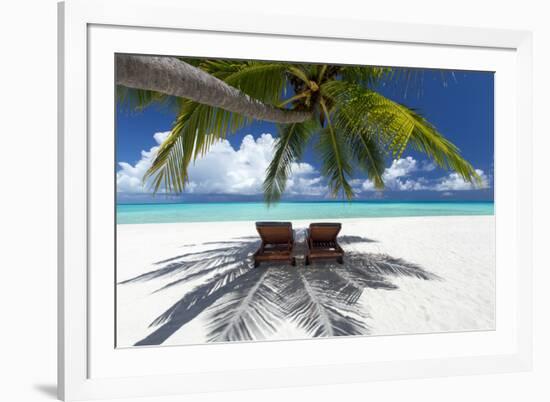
[253,222,296,268]
[305,223,344,265]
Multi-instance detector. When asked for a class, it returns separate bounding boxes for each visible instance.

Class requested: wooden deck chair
[305,223,344,265]
[253,222,296,268]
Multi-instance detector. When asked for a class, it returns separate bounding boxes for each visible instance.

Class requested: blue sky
[116,67,494,203]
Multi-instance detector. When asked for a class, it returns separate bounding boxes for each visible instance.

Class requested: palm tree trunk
[116,55,312,124]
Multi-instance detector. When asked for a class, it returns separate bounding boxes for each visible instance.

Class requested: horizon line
[117,200,495,206]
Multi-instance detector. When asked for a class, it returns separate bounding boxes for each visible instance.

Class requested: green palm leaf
[263,120,319,204]
[339,65,390,88]
[145,100,251,193]
[322,80,480,185]
[199,60,289,104]
[344,127,386,189]
[330,98,386,188]
[379,68,456,98]
[318,99,354,198]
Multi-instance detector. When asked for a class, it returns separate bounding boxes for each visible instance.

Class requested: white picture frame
[58,0,533,400]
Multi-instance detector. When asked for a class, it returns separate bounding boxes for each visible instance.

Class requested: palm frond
[144,99,252,193]
[287,65,313,86]
[322,80,480,185]
[330,98,386,188]
[197,60,289,104]
[377,67,457,99]
[263,120,318,204]
[318,99,354,198]
[344,127,386,189]
[339,65,390,88]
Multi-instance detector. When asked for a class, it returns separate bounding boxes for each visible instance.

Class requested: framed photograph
[58,0,533,400]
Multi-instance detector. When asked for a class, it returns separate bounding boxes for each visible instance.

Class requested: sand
[116,216,495,347]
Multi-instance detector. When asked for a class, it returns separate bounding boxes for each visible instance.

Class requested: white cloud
[116,131,170,193]
[287,175,325,196]
[361,156,428,191]
[118,136,491,197]
[117,132,325,196]
[419,160,437,172]
[434,169,490,191]
[360,156,490,192]
[395,178,429,191]
[384,157,417,180]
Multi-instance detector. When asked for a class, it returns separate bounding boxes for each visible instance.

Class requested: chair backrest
[308,223,341,242]
[256,222,293,244]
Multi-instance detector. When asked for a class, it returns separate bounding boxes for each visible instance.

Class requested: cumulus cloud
[118,135,491,197]
[360,156,490,192]
[419,160,437,172]
[116,132,170,193]
[383,157,417,181]
[361,156,428,191]
[116,132,325,196]
[434,169,490,191]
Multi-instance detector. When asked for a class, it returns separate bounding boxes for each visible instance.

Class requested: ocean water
[116,201,494,224]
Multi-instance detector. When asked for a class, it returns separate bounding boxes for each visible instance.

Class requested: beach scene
[115,55,495,347]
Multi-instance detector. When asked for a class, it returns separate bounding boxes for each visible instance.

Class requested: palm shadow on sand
[119,230,438,346]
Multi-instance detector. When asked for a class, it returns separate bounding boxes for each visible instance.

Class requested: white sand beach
[116,215,495,347]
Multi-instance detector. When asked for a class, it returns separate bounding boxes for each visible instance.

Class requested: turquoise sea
[116,201,494,224]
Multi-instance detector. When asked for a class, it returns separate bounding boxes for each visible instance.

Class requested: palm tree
[116,54,480,202]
